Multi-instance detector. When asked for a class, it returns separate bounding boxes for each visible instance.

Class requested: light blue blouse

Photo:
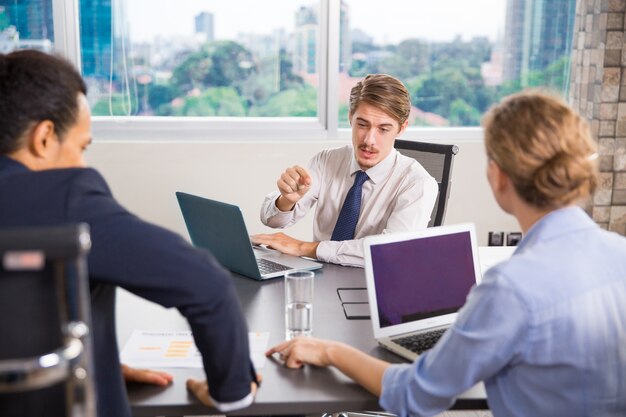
[381,206,626,416]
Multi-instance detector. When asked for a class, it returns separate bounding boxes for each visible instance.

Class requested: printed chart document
[121,330,270,370]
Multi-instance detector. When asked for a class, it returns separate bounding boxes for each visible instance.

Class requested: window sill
[92,117,484,142]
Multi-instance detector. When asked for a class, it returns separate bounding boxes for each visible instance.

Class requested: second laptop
[176,191,322,280]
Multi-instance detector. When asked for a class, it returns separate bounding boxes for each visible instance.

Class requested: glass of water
[284,270,314,340]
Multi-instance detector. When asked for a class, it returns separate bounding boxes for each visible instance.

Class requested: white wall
[86,139,519,246]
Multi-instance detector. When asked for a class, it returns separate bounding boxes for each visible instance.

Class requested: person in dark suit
[0,50,258,416]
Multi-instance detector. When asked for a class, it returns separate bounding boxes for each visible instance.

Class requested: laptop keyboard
[257,258,292,275]
[393,328,447,355]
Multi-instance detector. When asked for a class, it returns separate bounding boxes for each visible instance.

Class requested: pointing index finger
[265,340,290,357]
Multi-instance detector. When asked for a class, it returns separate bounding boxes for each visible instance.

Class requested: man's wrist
[275,195,296,212]
[299,241,320,258]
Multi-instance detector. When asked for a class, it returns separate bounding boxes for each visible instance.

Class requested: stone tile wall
[569,0,626,234]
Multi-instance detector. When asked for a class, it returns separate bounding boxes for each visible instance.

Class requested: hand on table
[266,338,388,396]
[265,336,338,369]
[251,232,319,259]
[121,364,173,386]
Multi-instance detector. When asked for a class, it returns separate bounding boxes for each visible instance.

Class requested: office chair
[0,224,96,417]
[394,139,459,227]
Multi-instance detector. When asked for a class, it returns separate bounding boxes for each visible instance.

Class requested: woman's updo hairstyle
[482,91,598,209]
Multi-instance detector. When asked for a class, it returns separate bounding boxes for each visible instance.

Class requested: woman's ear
[489,159,510,193]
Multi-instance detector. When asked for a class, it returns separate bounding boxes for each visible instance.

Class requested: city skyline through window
[0,0,576,129]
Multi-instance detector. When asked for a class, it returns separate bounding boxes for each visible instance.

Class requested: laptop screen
[370,230,477,328]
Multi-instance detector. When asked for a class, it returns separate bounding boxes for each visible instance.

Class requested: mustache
[359,145,378,153]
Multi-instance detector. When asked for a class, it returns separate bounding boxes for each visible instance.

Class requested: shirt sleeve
[379,268,529,416]
[383,174,438,232]
[316,239,366,267]
[66,169,255,408]
[209,391,254,413]
[259,190,308,228]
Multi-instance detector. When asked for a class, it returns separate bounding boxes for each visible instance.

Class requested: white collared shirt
[209,391,254,413]
[260,145,438,267]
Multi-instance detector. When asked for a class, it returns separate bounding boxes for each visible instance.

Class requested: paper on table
[120,330,270,370]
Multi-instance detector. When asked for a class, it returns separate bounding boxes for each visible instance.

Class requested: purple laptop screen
[370,231,476,328]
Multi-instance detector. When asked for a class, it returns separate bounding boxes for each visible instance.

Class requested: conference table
[117,248,513,416]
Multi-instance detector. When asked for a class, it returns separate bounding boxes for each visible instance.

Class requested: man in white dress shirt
[252,74,438,267]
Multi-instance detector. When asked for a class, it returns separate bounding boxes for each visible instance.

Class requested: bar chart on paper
[120,330,269,369]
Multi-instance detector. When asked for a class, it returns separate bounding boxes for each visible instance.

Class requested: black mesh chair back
[394,139,459,227]
[0,224,96,417]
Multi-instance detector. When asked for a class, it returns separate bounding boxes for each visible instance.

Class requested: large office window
[79,0,321,118]
[0,0,576,134]
[338,0,576,128]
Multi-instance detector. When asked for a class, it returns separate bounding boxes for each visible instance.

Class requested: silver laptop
[176,192,322,280]
[363,223,481,361]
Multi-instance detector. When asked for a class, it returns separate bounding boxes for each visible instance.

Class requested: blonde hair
[349,74,411,127]
[482,90,598,208]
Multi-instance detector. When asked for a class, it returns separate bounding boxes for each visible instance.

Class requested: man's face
[350,102,407,170]
[48,94,92,168]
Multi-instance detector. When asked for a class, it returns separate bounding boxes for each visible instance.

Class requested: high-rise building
[0,5,9,30]
[0,25,18,54]
[195,12,214,42]
[502,0,524,82]
[339,0,351,73]
[292,2,351,75]
[293,4,318,74]
[0,0,53,41]
[0,0,117,80]
[502,0,576,86]
[80,0,113,79]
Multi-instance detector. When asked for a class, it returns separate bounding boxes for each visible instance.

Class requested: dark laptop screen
[370,231,476,328]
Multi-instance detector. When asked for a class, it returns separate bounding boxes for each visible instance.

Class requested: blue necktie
[331,171,369,241]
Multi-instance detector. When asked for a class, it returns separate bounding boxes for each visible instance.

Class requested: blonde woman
[267,91,626,416]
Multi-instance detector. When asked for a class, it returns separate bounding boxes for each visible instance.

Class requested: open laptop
[176,192,322,280]
[363,223,481,361]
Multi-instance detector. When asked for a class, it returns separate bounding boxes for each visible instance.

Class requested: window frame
[53,0,484,142]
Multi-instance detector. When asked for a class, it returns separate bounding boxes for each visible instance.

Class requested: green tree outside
[171,40,256,95]
[148,84,178,114]
[249,85,317,117]
[92,93,139,116]
[165,87,246,117]
[90,36,570,121]
[449,98,482,126]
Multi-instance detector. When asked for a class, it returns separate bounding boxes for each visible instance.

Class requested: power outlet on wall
[506,232,522,246]
[488,231,504,246]
[488,231,522,246]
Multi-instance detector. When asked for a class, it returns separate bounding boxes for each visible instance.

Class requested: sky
[126,0,506,44]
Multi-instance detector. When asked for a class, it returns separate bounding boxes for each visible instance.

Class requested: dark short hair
[0,50,87,154]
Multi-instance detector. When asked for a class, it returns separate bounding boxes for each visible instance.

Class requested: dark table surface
[117,261,488,416]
